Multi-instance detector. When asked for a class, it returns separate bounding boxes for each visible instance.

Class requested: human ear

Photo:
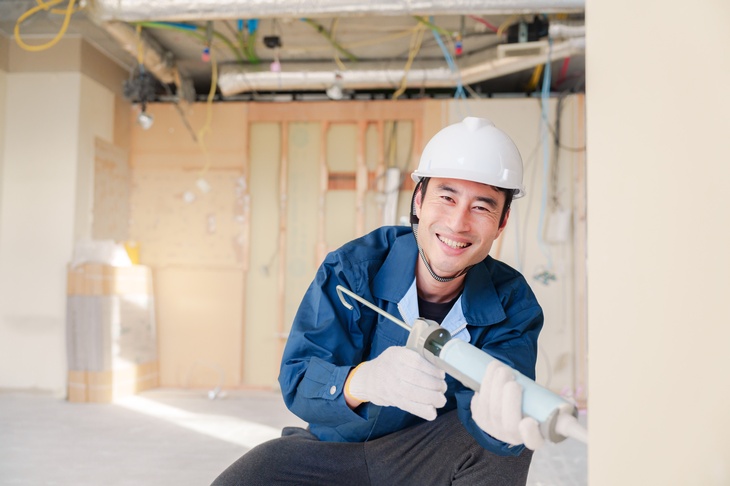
[497,208,511,233]
[414,188,423,219]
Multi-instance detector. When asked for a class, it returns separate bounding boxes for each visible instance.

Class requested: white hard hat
[411,117,525,198]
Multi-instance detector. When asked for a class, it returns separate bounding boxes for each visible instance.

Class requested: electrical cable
[392,23,426,100]
[135,21,247,64]
[525,64,545,92]
[535,38,555,281]
[428,17,467,101]
[330,18,348,72]
[496,15,521,37]
[14,0,77,52]
[302,18,358,63]
[197,51,218,179]
[468,15,499,33]
[344,27,419,50]
[414,16,453,37]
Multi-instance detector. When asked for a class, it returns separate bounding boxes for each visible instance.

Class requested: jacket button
[329,386,336,395]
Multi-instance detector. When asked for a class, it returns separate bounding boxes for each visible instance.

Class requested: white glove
[345,346,447,421]
[471,361,545,450]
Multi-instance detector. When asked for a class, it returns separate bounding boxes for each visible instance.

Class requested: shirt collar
[372,232,506,327]
[372,231,418,302]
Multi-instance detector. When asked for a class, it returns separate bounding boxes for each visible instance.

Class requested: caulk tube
[406,319,581,444]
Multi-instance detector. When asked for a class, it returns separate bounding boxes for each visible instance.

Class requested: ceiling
[0,0,585,103]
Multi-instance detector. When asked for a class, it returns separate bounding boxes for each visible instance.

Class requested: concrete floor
[0,388,586,485]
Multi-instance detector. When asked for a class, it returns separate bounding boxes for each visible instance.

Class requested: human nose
[446,204,471,232]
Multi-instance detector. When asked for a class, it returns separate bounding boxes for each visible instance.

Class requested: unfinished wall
[129,102,249,388]
[128,101,431,388]
[127,98,585,395]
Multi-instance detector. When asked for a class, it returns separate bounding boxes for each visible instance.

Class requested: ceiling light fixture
[326,73,344,100]
[137,105,154,130]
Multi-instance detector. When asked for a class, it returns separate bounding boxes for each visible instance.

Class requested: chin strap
[411,180,471,283]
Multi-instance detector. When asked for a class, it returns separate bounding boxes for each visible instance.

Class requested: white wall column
[587,0,730,484]
[0,68,115,392]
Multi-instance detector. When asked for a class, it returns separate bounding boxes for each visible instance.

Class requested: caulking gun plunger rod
[335,285,588,445]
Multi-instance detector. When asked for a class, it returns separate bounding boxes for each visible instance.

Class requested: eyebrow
[435,183,500,209]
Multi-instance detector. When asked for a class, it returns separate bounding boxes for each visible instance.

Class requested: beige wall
[0,38,7,235]
[0,39,126,392]
[0,71,83,391]
[587,1,730,484]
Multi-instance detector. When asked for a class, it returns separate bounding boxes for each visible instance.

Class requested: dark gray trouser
[211,410,533,486]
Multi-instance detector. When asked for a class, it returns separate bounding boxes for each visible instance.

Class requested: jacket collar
[372,232,506,327]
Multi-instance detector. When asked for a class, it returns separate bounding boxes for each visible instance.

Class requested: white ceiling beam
[88,0,584,22]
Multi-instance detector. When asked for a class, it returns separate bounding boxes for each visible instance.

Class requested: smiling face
[414,178,509,281]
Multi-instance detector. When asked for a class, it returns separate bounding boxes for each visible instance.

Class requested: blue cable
[429,17,467,100]
[536,38,555,278]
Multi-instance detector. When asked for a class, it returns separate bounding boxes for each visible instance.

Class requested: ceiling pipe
[100,21,178,85]
[217,38,584,96]
[94,20,197,103]
[88,0,584,22]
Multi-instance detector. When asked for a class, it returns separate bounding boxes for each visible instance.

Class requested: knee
[211,440,282,486]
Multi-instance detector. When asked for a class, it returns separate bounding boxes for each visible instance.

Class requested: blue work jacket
[278,226,544,456]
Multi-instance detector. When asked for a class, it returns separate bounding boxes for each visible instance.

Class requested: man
[213,117,545,486]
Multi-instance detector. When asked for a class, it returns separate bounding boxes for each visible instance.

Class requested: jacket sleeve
[277,250,375,427]
[456,278,544,456]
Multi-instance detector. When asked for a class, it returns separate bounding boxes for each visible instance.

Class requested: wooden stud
[240,105,251,384]
[317,121,330,265]
[356,121,369,236]
[375,120,386,226]
[572,95,588,409]
[277,122,289,358]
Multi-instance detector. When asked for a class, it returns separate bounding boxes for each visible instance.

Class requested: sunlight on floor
[114,394,281,449]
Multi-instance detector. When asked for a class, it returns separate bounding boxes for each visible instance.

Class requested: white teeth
[439,236,469,249]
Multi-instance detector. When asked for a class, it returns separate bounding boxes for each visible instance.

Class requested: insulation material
[92,138,130,242]
[66,264,158,402]
[284,123,321,331]
[245,123,282,386]
[324,124,357,250]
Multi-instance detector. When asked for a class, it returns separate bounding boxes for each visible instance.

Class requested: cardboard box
[67,263,153,296]
[66,264,158,403]
[68,362,159,404]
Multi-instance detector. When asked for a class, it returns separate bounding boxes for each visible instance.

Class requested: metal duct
[217,38,584,96]
[88,0,584,22]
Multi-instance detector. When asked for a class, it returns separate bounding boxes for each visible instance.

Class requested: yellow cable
[197,52,218,177]
[38,0,81,15]
[135,24,145,65]
[345,27,418,49]
[496,15,520,37]
[14,0,76,52]
[526,64,544,91]
[392,24,425,100]
[330,18,347,71]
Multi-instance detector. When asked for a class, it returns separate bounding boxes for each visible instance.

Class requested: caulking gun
[336,285,588,445]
